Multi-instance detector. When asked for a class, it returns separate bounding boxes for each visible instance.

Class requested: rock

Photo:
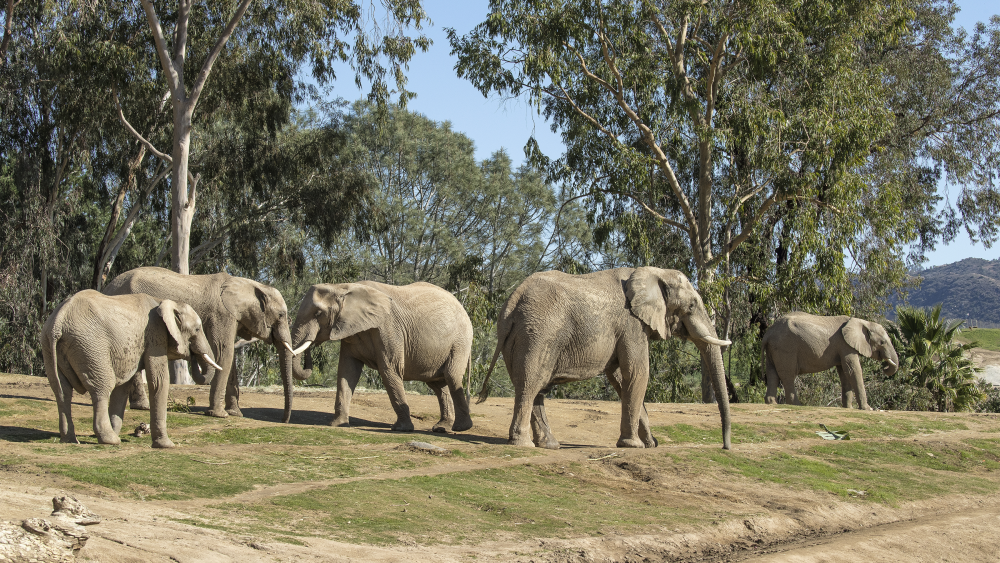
[0,496,100,562]
[405,441,450,455]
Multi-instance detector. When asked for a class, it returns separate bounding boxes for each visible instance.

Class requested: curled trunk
[290,319,320,382]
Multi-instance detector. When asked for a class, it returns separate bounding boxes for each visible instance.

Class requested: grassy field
[4,375,1000,558]
[957,328,1000,351]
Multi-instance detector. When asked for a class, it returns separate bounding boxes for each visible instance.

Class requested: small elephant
[42,290,221,448]
[104,267,296,421]
[762,312,899,409]
[478,267,733,450]
[290,281,474,433]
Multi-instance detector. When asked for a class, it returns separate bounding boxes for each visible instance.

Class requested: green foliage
[888,304,986,411]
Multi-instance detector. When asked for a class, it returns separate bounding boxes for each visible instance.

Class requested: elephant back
[104,267,229,321]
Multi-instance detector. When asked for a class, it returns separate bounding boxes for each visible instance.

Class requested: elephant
[104,267,297,422]
[42,290,222,447]
[762,312,899,409]
[289,281,474,433]
[478,267,733,450]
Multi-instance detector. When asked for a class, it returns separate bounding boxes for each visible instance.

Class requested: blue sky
[331,0,999,268]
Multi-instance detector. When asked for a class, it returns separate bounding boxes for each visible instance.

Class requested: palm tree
[887,304,984,412]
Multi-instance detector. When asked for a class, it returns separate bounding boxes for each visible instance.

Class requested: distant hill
[904,258,1000,325]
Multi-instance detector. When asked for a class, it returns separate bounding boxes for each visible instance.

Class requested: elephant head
[158,299,222,375]
[625,267,732,449]
[843,318,899,376]
[289,283,392,382]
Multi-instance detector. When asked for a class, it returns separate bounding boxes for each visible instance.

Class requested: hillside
[905,257,1000,324]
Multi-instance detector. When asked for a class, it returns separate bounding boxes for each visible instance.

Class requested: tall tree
[120,0,430,275]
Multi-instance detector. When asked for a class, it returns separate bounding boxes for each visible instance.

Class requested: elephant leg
[530,391,560,449]
[615,341,650,448]
[836,364,854,408]
[379,365,413,432]
[331,354,363,427]
[779,372,800,405]
[47,365,78,444]
[606,367,656,448]
[146,360,174,448]
[843,355,870,410]
[89,370,120,446]
[225,346,242,417]
[207,343,235,418]
[443,355,473,432]
[427,379,456,433]
[508,353,548,448]
[128,370,150,410]
[108,383,129,436]
[764,353,780,405]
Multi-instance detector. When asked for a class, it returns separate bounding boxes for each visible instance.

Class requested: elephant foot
[534,438,560,450]
[764,396,778,405]
[642,436,658,448]
[391,419,415,432]
[432,419,454,433]
[152,437,175,449]
[451,416,473,433]
[616,437,645,448]
[60,436,80,444]
[226,407,243,418]
[206,409,230,419]
[96,435,122,446]
[508,436,535,448]
[329,415,351,427]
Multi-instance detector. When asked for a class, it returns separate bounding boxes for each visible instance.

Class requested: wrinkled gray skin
[42,290,217,448]
[762,312,899,409]
[104,267,295,421]
[291,281,474,433]
[479,267,732,450]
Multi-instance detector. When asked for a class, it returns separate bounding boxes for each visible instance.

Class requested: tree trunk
[171,106,194,275]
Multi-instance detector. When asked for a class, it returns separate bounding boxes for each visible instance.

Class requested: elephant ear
[328,284,391,341]
[625,267,670,340]
[158,299,190,357]
[842,318,873,358]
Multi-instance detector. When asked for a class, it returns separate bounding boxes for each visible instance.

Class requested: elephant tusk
[885,358,897,368]
[291,340,312,356]
[203,354,223,371]
[282,341,296,355]
[703,336,732,347]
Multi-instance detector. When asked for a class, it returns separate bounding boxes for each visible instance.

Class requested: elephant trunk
[684,313,732,450]
[702,343,732,450]
[189,333,216,385]
[883,347,900,377]
[274,321,295,424]
[291,320,320,382]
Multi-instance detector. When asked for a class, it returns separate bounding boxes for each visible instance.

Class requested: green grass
[957,328,1000,351]
[699,438,1000,505]
[655,415,968,445]
[207,463,722,545]
[0,398,51,417]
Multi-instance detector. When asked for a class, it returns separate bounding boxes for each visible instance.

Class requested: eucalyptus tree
[118,0,430,275]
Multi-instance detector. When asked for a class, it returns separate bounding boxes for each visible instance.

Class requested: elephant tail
[476,344,502,404]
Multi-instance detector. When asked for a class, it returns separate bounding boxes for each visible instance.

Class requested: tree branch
[189,0,254,107]
[138,0,180,92]
[114,89,172,163]
[0,0,14,67]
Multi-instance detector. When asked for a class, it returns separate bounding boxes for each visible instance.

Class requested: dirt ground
[2,374,1000,562]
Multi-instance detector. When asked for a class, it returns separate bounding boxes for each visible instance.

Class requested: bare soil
[2,374,999,562]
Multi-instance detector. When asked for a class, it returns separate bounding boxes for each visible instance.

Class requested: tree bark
[0,0,13,66]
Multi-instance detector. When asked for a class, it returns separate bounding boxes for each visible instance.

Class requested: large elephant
[42,290,221,447]
[762,312,899,409]
[478,267,733,450]
[104,267,297,421]
[290,281,474,433]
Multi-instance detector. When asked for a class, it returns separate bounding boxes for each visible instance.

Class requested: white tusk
[291,340,312,356]
[203,354,223,371]
[885,358,897,368]
[704,336,732,347]
[282,341,295,354]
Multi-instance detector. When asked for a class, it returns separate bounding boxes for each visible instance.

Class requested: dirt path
[3,374,1000,562]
